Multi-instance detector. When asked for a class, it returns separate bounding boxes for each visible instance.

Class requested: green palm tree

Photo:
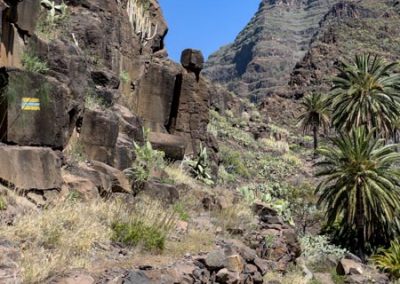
[330,54,400,137]
[316,127,400,256]
[298,93,330,151]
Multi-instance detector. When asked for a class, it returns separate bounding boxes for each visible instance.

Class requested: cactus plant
[41,0,67,24]
[186,143,214,185]
[126,0,158,45]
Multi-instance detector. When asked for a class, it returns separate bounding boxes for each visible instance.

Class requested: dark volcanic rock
[204,0,340,100]
[0,145,62,190]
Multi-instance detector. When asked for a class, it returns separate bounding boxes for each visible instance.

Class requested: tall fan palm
[298,93,330,151]
[316,127,400,256]
[331,54,400,137]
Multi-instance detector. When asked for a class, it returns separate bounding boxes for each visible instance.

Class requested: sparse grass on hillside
[0,197,177,283]
[21,52,49,74]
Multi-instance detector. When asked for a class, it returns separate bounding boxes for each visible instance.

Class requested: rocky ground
[0,0,395,283]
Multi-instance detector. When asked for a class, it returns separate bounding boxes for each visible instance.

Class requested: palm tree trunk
[313,126,318,157]
[356,188,366,260]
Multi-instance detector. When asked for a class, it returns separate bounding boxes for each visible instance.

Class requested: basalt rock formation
[0,0,218,191]
[204,0,400,103]
[203,0,341,102]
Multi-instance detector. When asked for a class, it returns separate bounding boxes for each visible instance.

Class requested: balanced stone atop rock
[180,49,204,73]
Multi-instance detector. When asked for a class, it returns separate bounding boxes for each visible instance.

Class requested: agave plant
[372,240,400,279]
[186,143,214,185]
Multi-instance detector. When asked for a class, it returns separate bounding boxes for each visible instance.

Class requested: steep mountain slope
[204,0,400,103]
[203,0,341,102]
[290,0,400,95]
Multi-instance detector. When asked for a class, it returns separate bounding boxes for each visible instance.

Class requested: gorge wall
[204,0,400,104]
[0,0,218,192]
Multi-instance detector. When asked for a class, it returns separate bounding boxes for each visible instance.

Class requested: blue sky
[158,0,260,62]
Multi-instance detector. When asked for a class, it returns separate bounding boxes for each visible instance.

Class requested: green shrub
[238,183,294,225]
[372,240,400,279]
[120,70,130,84]
[0,196,7,210]
[21,53,49,74]
[217,165,236,184]
[301,235,347,260]
[36,0,69,40]
[111,198,176,252]
[124,130,165,190]
[84,91,107,110]
[173,202,190,221]
[209,110,254,147]
[220,146,251,178]
[259,138,289,154]
[112,220,166,251]
[330,269,345,284]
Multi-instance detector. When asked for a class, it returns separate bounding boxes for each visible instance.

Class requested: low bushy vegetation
[36,0,69,40]
[21,52,49,74]
[0,195,6,210]
[209,110,254,147]
[185,143,214,185]
[372,240,400,279]
[0,197,177,283]
[219,145,251,178]
[124,129,165,188]
[84,91,107,110]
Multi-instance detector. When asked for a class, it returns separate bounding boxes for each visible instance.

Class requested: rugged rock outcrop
[0,0,218,190]
[204,0,340,101]
[289,0,400,96]
[204,0,400,104]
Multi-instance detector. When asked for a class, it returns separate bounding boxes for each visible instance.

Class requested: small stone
[55,273,95,284]
[254,257,274,275]
[336,258,363,276]
[215,268,240,284]
[224,254,244,273]
[205,249,225,270]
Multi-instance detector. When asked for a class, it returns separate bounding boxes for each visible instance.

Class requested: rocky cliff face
[289,0,400,96]
[204,0,400,103]
[0,0,218,191]
[203,0,340,102]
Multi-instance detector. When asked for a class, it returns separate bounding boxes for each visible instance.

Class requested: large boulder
[142,181,179,204]
[180,49,204,74]
[62,161,131,198]
[134,60,180,131]
[0,145,62,190]
[336,258,363,276]
[80,109,119,165]
[4,71,77,149]
[148,132,186,160]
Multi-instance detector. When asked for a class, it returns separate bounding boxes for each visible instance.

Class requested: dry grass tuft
[259,138,290,154]
[165,229,215,258]
[164,164,198,188]
[0,197,177,283]
[212,202,256,236]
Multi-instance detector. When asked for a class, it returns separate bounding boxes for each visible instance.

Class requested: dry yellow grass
[259,138,290,154]
[164,164,198,188]
[165,229,215,258]
[0,197,178,283]
[212,202,256,236]
[264,271,308,284]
